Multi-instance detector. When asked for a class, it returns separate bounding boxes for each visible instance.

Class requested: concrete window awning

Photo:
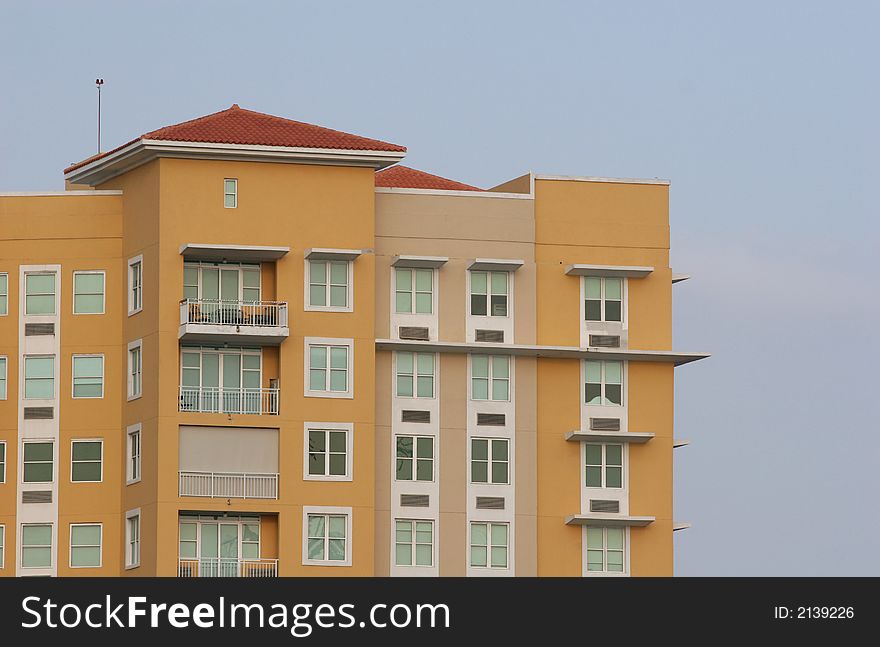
[565,514,655,528]
[392,255,449,269]
[673,522,692,532]
[673,439,690,448]
[180,243,290,263]
[565,431,654,444]
[468,258,525,272]
[565,264,653,278]
[305,248,365,261]
[672,273,691,284]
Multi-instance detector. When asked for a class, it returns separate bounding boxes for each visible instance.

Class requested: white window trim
[393,518,435,568]
[303,258,354,313]
[72,270,106,315]
[0,440,5,484]
[224,178,238,208]
[468,354,511,402]
[470,436,510,485]
[302,505,352,567]
[393,434,435,483]
[468,521,510,570]
[394,351,436,400]
[583,526,630,577]
[582,276,626,325]
[23,354,56,401]
[303,337,354,399]
[70,438,103,484]
[302,422,354,482]
[0,271,8,317]
[583,359,625,408]
[583,442,626,490]
[21,438,54,485]
[467,269,511,319]
[20,522,54,570]
[393,266,435,316]
[23,270,58,317]
[127,255,143,316]
[71,353,105,399]
[125,508,141,569]
[127,339,143,401]
[0,355,6,400]
[69,523,103,569]
[126,423,142,485]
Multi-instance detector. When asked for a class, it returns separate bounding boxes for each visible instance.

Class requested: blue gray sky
[2,1,877,575]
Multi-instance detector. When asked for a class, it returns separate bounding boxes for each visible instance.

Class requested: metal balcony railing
[179,471,279,499]
[180,298,288,328]
[179,386,279,415]
[177,558,278,578]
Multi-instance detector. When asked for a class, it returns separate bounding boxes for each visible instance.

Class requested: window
[70,524,102,568]
[471,355,509,401]
[395,435,434,481]
[396,352,434,398]
[127,424,141,484]
[584,277,623,322]
[395,519,433,567]
[179,347,265,413]
[308,260,350,310]
[303,508,351,566]
[73,271,105,314]
[128,256,143,315]
[24,355,54,399]
[470,522,508,569]
[585,444,623,488]
[0,525,4,568]
[395,268,432,314]
[306,341,352,397]
[0,356,6,399]
[586,527,625,574]
[224,178,237,208]
[25,272,55,315]
[0,442,5,483]
[21,524,52,569]
[305,426,351,480]
[585,360,623,406]
[71,440,102,482]
[178,517,261,572]
[125,510,140,568]
[183,261,261,304]
[0,273,7,315]
[471,437,509,484]
[72,355,104,398]
[470,271,508,317]
[22,441,53,483]
[128,341,142,400]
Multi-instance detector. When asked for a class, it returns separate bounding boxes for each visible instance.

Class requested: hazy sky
[2,1,877,575]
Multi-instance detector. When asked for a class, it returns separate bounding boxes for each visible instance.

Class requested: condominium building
[0,104,706,577]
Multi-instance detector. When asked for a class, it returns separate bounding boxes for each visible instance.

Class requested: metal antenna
[95,78,104,153]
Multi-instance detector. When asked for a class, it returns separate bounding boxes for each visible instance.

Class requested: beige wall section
[438,354,467,575]
[374,350,392,576]
[514,356,537,576]
[489,173,532,194]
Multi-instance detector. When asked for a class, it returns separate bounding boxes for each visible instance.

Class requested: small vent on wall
[589,417,620,431]
[589,334,620,348]
[589,499,620,513]
[477,413,506,426]
[476,496,505,510]
[22,490,53,504]
[401,410,430,424]
[25,323,55,336]
[475,329,504,343]
[399,326,430,341]
[400,494,430,507]
[24,407,54,420]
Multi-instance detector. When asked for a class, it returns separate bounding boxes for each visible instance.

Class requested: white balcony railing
[177,558,278,578]
[179,471,279,499]
[179,385,279,415]
[180,298,288,328]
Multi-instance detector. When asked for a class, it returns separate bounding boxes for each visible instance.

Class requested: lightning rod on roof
[96,78,104,154]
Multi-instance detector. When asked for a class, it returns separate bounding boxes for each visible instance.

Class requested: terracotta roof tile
[375,165,482,191]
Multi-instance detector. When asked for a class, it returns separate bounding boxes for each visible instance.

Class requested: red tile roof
[65,104,406,174]
[375,165,483,191]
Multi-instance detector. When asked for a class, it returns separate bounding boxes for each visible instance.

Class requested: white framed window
[306,259,351,311]
[0,356,6,400]
[21,523,53,569]
[127,423,141,484]
[470,270,508,317]
[396,352,434,398]
[128,255,143,315]
[304,423,353,481]
[24,272,56,316]
[178,516,261,570]
[125,509,141,569]
[128,340,142,400]
[73,271,105,314]
[585,360,623,406]
[584,277,623,322]
[70,523,102,568]
[305,339,353,398]
[0,272,7,315]
[471,355,510,401]
[395,519,433,567]
[395,267,433,314]
[0,525,4,568]
[72,354,104,399]
[471,437,509,484]
[302,506,352,566]
[22,441,53,483]
[24,355,54,399]
[224,178,238,208]
[0,441,5,483]
[395,435,434,482]
[71,440,102,483]
[470,522,508,569]
[586,527,626,574]
[585,443,623,489]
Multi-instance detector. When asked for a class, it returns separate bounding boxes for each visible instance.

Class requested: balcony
[179,386,279,415]
[178,298,289,345]
[179,471,279,499]
[177,558,278,578]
